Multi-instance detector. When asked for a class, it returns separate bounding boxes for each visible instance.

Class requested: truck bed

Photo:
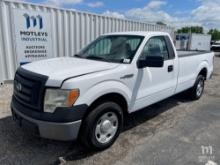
[177,50,212,58]
[175,49,214,95]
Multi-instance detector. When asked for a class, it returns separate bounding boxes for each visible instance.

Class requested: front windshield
[75,35,144,63]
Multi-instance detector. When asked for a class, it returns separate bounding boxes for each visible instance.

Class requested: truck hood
[21,57,119,87]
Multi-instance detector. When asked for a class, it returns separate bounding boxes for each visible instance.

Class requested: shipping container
[175,33,211,51]
[190,34,211,51]
[0,0,174,83]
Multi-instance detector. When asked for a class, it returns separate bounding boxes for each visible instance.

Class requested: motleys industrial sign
[13,9,53,65]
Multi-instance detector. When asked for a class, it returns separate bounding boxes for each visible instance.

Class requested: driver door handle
[168,65,174,72]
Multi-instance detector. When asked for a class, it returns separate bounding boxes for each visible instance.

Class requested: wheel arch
[83,92,129,120]
[196,61,209,80]
[198,67,208,80]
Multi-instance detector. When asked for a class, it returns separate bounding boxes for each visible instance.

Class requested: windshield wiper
[86,55,107,61]
[86,55,126,63]
[74,54,83,58]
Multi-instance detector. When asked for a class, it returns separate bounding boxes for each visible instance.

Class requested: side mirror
[137,56,164,68]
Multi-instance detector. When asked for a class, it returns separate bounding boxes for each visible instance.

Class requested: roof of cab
[102,31,170,37]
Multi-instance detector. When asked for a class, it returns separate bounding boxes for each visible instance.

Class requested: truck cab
[11,32,214,150]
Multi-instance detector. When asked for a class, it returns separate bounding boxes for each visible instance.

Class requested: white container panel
[190,34,211,51]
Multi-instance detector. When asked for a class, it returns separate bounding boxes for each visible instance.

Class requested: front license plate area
[12,109,39,136]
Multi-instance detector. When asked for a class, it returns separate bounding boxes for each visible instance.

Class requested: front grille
[13,67,48,112]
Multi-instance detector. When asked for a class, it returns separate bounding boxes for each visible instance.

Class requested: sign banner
[13,9,53,65]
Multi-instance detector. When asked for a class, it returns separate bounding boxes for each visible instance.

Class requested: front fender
[75,80,132,107]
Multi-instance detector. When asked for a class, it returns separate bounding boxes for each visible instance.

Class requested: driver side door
[133,36,177,111]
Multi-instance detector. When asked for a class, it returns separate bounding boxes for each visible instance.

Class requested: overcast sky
[19,0,220,30]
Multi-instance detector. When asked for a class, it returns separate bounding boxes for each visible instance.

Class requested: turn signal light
[67,89,79,106]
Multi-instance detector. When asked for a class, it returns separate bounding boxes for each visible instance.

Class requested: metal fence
[0,0,174,83]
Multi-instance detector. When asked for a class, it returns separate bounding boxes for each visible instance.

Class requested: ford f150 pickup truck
[11,32,214,150]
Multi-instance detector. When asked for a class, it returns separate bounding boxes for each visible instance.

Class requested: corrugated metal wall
[0,0,174,83]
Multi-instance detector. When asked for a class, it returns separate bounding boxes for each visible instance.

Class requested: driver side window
[142,36,169,60]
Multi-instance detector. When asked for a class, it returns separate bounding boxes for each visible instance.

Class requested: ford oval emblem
[16,82,22,92]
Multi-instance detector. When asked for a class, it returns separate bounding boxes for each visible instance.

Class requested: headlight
[44,89,79,113]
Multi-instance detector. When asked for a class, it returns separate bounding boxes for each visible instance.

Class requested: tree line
[156,22,220,41]
[176,26,220,41]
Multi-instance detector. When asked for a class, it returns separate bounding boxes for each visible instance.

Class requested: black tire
[80,102,123,151]
[189,75,205,100]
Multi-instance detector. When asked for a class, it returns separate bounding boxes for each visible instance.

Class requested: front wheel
[189,75,205,100]
[80,102,123,150]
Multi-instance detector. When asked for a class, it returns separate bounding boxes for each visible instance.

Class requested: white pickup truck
[11,32,214,150]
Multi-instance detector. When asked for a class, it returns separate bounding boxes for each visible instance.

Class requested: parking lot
[0,55,220,165]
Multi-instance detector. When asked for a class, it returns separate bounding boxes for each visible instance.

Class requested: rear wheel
[80,102,123,150]
[189,75,205,100]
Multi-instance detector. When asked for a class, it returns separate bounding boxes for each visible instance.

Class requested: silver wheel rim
[95,112,119,144]
[196,79,204,97]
